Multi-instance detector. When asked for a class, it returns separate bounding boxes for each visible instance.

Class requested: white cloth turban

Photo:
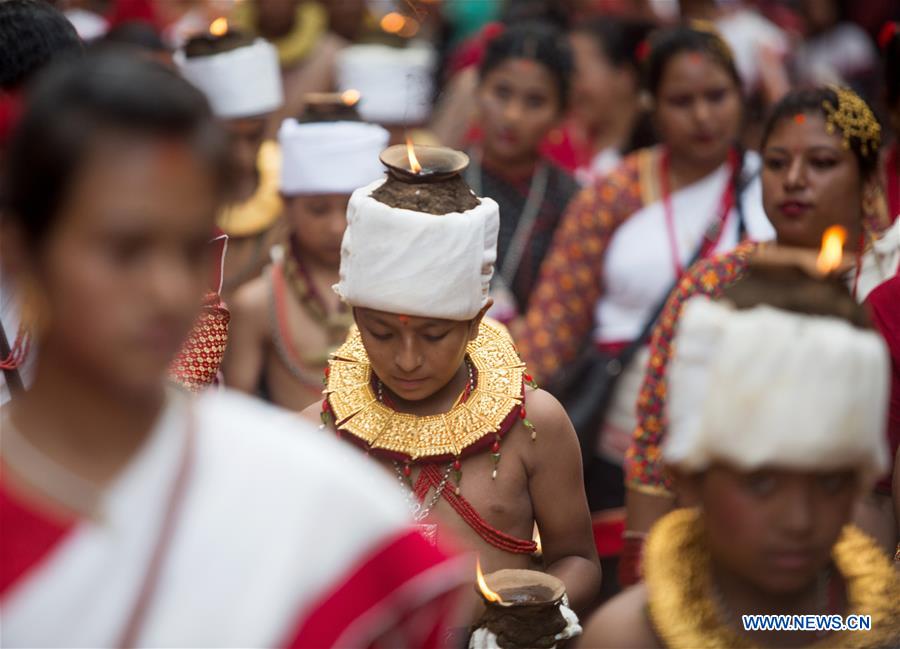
[334,178,500,321]
[175,39,283,120]
[665,296,890,487]
[278,120,390,196]
[336,44,435,125]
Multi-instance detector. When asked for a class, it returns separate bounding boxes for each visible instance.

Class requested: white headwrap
[278,120,390,196]
[175,39,283,119]
[665,297,890,487]
[334,178,500,320]
[336,44,435,125]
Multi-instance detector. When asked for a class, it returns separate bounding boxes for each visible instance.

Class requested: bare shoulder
[230,272,270,327]
[522,387,575,439]
[577,584,660,649]
[516,387,582,471]
[525,388,578,448]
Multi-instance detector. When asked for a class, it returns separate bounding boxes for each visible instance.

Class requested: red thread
[660,147,737,278]
[414,464,536,554]
[0,327,30,371]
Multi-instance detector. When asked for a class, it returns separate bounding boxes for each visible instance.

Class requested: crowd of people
[1,0,899,647]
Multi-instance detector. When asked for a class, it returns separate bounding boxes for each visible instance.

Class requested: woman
[582,281,900,648]
[546,16,656,184]
[0,52,461,647]
[467,22,580,319]
[623,86,898,585]
[515,24,773,522]
[305,144,600,623]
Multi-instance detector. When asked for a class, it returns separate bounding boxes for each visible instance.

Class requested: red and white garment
[1,389,466,647]
[593,152,773,462]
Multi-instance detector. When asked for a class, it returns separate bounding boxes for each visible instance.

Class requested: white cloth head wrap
[175,39,283,119]
[665,296,889,487]
[336,44,435,125]
[334,178,500,320]
[278,120,389,196]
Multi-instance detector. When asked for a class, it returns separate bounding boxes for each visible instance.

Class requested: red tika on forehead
[794,113,807,124]
[398,314,411,325]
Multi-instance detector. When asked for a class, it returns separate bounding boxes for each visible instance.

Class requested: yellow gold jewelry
[823,86,881,157]
[644,508,900,648]
[217,140,283,238]
[325,318,526,461]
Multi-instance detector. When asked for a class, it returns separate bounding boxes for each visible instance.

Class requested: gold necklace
[644,508,900,648]
[324,318,527,462]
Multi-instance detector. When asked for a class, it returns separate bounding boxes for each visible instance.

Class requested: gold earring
[861,185,887,234]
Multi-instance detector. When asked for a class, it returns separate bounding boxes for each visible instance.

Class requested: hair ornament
[877,21,897,51]
[822,85,881,157]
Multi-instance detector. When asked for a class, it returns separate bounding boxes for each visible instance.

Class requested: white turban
[175,39,283,120]
[336,44,435,125]
[278,120,390,196]
[665,297,890,487]
[334,178,500,321]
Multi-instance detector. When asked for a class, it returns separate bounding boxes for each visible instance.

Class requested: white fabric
[175,39,283,119]
[0,280,35,406]
[64,9,108,41]
[715,8,789,91]
[856,218,900,303]
[1,389,419,647]
[665,297,890,487]
[794,24,878,87]
[278,120,389,195]
[469,602,581,649]
[335,178,500,320]
[336,44,435,125]
[595,151,774,344]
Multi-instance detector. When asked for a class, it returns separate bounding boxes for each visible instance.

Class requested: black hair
[572,16,658,152]
[883,23,900,110]
[479,22,574,112]
[0,0,83,90]
[100,21,170,53]
[499,0,570,31]
[643,24,742,97]
[183,30,255,58]
[760,87,881,178]
[573,16,655,71]
[3,52,229,248]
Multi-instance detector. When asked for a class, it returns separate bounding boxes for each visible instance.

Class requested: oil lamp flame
[476,557,504,604]
[341,89,360,106]
[406,138,422,174]
[816,226,846,274]
[209,17,228,36]
[380,12,405,34]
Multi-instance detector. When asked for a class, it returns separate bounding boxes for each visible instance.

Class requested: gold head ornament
[822,86,881,157]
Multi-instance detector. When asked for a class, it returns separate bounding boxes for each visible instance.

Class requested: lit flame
[209,17,228,36]
[341,89,360,106]
[533,525,542,557]
[406,137,422,174]
[476,557,504,604]
[380,12,405,34]
[398,16,420,38]
[816,225,847,274]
